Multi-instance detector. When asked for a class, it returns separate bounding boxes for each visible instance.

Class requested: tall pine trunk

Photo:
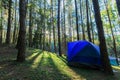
[104,0,119,65]
[17,0,27,62]
[13,0,17,44]
[116,0,120,16]
[6,0,12,44]
[0,5,3,44]
[51,0,56,53]
[86,0,92,42]
[58,0,61,56]
[68,12,72,41]
[63,0,67,55]
[29,5,33,47]
[79,0,85,40]
[89,6,94,43]
[75,0,79,40]
[43,0,46,50]
[92,0,114,75]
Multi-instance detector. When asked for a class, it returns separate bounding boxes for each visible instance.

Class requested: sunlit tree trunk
[92,0,114,75]
[79,0,85,40]
[86,0,92,42]
[68,11,72,41]
[6,0,12,44]
[13,0,17,44]
[104,0,119,65]
[89,5,94,43]
[51,0,56,53]
[63,0,67,55]
[75,0,79,40]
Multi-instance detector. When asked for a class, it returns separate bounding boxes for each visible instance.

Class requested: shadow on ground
[0,47,120,80]
[57,55,120,80]
[0,48,71,80]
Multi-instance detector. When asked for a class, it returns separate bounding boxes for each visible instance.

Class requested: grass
[0,47,120,80]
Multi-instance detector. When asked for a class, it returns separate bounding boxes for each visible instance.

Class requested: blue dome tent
[67,40,118,67]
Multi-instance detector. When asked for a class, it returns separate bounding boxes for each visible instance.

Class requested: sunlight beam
[50,53,86,80]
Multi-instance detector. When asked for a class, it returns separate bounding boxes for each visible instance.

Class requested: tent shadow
[0,48,120,80]
[58,56,119,80]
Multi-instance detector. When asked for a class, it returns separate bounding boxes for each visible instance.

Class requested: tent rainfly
[67,40,118,67]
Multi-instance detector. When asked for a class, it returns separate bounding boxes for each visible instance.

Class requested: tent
[67,40,118,67]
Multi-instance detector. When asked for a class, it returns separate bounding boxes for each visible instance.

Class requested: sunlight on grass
[27,52,39,60]
[112,66,120,70]
[50,53,87,80]
[42,52,50,65]
[1,48,120,80]
[0,66,2,69]
[31,52,43,68]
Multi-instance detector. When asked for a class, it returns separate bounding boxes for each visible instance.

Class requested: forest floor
[0,46,120,80]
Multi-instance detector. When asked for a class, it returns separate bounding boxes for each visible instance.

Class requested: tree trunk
[116,0,120,16]
[58,0,61,56]
[6,0,12,44]
[75,0,79,40]
[92,0,114,75]
[86,0,92,42]
[89,5,94,43]
[79,0,85,40]
[39,29,42,49]
[63,0,67,55]
[0,5,3,44]
[104,0,119,65]
[29,5,33,47]
[51,0,56,53]
[17,0,27,62]
[43,0,46,50]
[68,12,72,41]
[13,0,17,44]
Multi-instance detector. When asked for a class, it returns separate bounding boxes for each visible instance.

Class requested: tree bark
[58,0,62,56]
[75,0,79,40]
[92,0,114,75]
[13,0,17,44]
[17,0,27,62]
[89,5,94,43]
[79,0,85,40]
[6,0,12,44]
[63,0,67,55]
[116,0,120,16]
[86,0,92,42]
[29,5,33,47]
[104,0,119,65]
[0,4,3,44]
[68,12,72,41]
[43,0,46,50]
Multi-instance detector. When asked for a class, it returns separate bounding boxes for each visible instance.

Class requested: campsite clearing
[0,47,120,80]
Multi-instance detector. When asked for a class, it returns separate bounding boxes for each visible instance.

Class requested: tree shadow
[0,50,71,80]
[26,50,43,64]
[30,51,71,80]
[57,56,120,80]
[0,49,120,80]
[0,49,43,80]
[57,55,67,64]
